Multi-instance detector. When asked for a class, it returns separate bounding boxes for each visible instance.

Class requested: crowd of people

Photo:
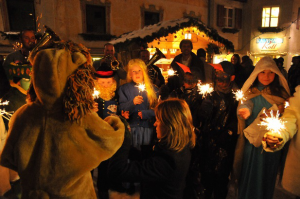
[0,29,300,199]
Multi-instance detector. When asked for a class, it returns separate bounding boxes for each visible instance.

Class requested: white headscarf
[241,56,290,95]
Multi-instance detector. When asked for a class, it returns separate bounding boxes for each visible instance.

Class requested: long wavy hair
[155,98,196,152]
[127,59,157,108]
[61,41,95,122]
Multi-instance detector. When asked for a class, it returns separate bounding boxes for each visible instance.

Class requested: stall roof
[110,17,234,52]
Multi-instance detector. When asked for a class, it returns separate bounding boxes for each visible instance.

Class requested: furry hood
[241,56,290,95]
[31,48,87,110]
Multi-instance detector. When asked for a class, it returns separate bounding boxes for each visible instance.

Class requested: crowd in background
[0,29,300,199]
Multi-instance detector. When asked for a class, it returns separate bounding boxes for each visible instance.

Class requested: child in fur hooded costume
[0,41,125,199]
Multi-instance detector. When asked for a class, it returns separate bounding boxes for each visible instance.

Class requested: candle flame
[259,110,286,135]
[233,90,246,104]
[197,81,214,98]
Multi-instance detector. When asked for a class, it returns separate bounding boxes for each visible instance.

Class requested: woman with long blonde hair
[118,58,158,156]
[109,98,196,199]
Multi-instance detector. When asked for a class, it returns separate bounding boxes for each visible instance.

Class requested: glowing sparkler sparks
[284,101,289,108]
[0,100,9,106]
[197,81,214,98]
[259,110,286,135]
[135,83,146,93]
[167,68,177,77]
[92,88,100,99]
[233,89,246,104]
[0,100,13,121]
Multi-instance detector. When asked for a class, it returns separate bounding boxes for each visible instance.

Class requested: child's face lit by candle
[130,65,144,84]
[258,70,275,86]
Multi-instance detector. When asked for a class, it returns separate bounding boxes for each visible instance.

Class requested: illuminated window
[262,7,279,27]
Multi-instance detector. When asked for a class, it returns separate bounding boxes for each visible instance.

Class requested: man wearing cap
[191,61,239,199]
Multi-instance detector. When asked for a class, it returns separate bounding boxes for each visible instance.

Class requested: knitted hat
[94,62,115,78]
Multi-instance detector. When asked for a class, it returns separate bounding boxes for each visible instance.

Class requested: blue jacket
[118,82,158,128]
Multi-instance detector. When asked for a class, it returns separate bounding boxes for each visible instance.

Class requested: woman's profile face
[154,117,164,139]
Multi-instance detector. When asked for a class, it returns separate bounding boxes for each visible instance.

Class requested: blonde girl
[118,59,158,152]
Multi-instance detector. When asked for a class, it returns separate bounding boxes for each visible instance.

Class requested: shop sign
[256,38,283,51]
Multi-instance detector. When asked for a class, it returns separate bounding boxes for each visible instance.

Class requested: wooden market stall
[109,17,234,77]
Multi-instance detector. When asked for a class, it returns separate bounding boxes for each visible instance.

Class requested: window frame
[140,4,163,28]
[224,6,235,28]
[80,0,111,34]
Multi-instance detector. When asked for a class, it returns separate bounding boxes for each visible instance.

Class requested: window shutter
[217,5,225,27]
[235,8,242,29]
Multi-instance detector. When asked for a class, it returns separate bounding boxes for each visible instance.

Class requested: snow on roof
[109,17,234,51]
[110,18,194,45]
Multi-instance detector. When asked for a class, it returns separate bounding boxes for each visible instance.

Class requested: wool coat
[0,48,125,199]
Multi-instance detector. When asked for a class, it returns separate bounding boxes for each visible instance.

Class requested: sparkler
[0,100,13,121]
[92,88,100,99]
[135,83,146,94]
[259,110,286,136]
[167,68,177,77]
[233,89,246,104]
[197,81,214,98]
